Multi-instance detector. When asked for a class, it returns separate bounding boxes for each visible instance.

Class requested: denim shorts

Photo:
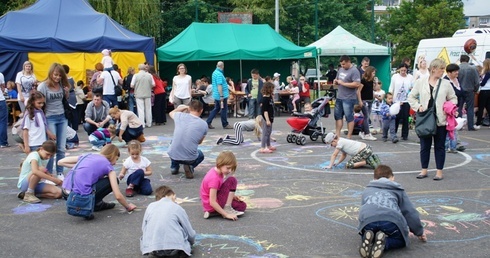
[20,176,46,193]
[334,98,357,122]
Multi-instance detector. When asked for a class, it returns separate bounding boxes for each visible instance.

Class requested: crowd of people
[1,52,489,257]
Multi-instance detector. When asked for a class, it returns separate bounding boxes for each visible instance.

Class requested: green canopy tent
[308,26,392,90]
[157,22,317,83]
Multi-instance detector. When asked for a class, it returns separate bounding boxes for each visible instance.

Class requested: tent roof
[0,0,154,53]
[308,26,390,56]
[157,22,317,61]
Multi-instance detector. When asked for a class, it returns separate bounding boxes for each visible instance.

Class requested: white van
[414,28,490,70]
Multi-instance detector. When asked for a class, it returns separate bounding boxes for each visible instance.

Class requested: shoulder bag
[109,72,123,96]
[66,154,96,219]
[415,79,441,138]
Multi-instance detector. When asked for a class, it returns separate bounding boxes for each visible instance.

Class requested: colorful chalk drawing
[195,234,287,257]
[316,196,490,243]
[13,203,52,214]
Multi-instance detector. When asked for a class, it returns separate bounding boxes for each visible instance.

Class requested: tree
[382,0,465,64]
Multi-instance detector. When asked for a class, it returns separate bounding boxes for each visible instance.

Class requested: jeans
[206,98,229,127]
[103,94,118,108]
[93,177,115,205]
[361,100,373,134]
[170,149,204,172]
[420,125,447,170]
[128,93,137,116]
[382,118,397,140]
[83,121,110,136]
[462,91,475,129]
[126,169,152,195]
[0,100,8,146]
[395,103,410,139]
[117,125,144,143]
[334,98,356,122]
[445,130,458,150]
[247,98,259,119]
[362,221,405,250]
[46,114,67,174]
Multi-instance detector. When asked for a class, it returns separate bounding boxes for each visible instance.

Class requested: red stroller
[285,96,330,145]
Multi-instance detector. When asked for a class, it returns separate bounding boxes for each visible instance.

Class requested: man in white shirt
[97,66,122,107]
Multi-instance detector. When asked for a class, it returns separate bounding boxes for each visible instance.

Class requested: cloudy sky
[463,0,490,16]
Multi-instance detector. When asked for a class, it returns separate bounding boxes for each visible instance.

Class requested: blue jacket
[358,178,424,247]
[380,102,395,120]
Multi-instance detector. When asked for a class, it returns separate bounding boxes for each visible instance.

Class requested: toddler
[323,132,380,169]
[289,80,300,112]
[358,165,426,258]
[118,140,153,197]
[101,49,114,71]
[380,93,398,143]
[88,124,116,151]
[200,151,247,220]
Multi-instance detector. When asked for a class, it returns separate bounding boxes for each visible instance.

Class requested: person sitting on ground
[17,140,62,203]
[167,100,208,179]
[357,164,426,258]
[83,93,111,136]
[216,116,263,145]
[323,132,380,169]
[88,124,116,151]
[58,144,136,220]
[108,106,145,143]
[118,140,153,197]
[140,185,196,257]
[200,151,247,220]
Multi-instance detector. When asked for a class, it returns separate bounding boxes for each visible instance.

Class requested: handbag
[415,79,441,138]
[109,72,123,96]
[66,155,95,218]
[62,87,74,121]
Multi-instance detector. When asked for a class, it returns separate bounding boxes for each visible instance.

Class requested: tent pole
[316,54,321,99]
[240,60,243,86]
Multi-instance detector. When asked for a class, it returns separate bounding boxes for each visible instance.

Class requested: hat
[324,132,336,144]
[273,72,281,78]
[101,49,111,56]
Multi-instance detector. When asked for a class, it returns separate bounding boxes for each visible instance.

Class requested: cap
[273,72,281,78]
[324,132,336,144]
[101,49,111,55]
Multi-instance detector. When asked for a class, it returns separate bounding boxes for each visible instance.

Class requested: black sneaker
[359,230,374,258]
[85,214,95,220]
[216,137,224,145]
[61,189,69,200]
[170,168,179,175]
[183,164,194,179]
[17,191,25,199]
[371,231,386,258]
[94,201,116,211]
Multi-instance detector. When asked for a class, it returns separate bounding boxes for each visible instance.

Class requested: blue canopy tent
[0,0,154,83]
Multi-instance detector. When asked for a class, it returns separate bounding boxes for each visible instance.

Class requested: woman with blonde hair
[170,63,192,106]
[408,58,457,181]
[109,106,145,143]
[59,144,136,220]
[16,61,38,112]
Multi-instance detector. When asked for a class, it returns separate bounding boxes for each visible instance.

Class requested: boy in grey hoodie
[357,165,426,258]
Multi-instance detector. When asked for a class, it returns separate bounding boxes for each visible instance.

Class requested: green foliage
[382,0,465,63]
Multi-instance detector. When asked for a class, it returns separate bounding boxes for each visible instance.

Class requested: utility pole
[275,0,279,32]
[315,0,318,40]
[371,0,375,43]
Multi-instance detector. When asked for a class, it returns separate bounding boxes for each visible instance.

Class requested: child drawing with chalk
[200,151,246,220]
[323,132,380,169]
[118,140,153,197]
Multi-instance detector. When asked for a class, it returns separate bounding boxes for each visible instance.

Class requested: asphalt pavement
[0,114,489,258]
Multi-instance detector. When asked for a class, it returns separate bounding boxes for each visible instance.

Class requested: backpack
[90,71,103,94]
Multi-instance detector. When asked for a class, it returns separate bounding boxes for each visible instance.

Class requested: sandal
[416,173,428,179]
[259,148,273,153]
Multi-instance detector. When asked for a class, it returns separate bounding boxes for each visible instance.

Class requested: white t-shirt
[15,72,37,97]
[100,70,121,95]
[122,156,151,180]
[102,56,113,69]
[173,74,192,99]
[336,138,364,156]
[0,72,4,101]
[22,111,47,147]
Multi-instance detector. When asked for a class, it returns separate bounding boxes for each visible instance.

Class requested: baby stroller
[286,96,331,145]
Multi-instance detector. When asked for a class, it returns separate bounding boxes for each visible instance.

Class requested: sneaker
[94,201,116,211]
[203,211,219,219]
[183,164,194,179]
[17,191,25,199]
[382,137,387,142]
[85,214,95,220]
[224,206,244,216]
[224,125,233,129]
[170,168,179,175]
[473,125,481,130]
[203,211,210,219]
[359,230,374,258]
[66,142,75,149]
[92,146,101,151]
[225,134,230,139]
[208,124,215,129]
[359,131,365,139]
[364,134,377,141]
[371,231,386,258]
[125,187,134,197]
[23,192,41,203]
[57,173,65,182]
[456,145,466,152]
[0,144,10,148]
[392,138,399,143]
[61,189,69,200]
[137,134,146,142]
[216,137,224,145]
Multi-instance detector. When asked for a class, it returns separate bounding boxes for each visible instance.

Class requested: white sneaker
[473,125,481,130]
[224,206,244,216]
[364,134,377,141]
[57,173,65,181]
[359,131,365,139]
[92,146,101,151]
